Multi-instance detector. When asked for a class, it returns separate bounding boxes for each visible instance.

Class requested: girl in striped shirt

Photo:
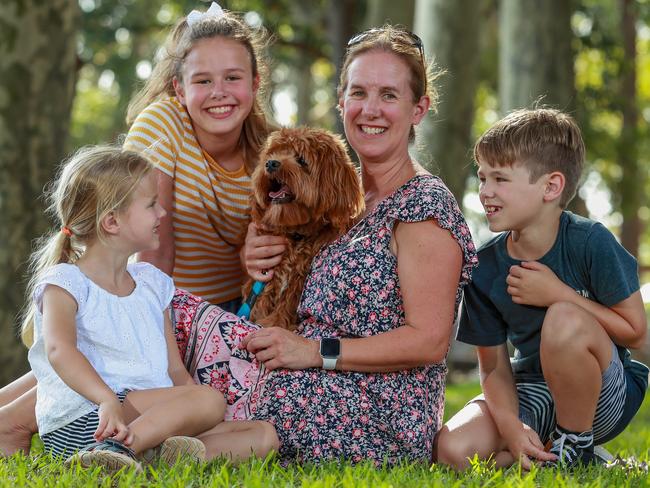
[124,2,280,310]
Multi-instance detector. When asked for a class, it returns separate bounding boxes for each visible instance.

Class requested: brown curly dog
[243,127,364,330]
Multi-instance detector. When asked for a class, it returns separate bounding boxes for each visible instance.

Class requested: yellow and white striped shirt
[124,97,250,304]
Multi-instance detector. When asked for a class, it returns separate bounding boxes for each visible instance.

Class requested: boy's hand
[506,261,573,307]
[94,398,133,445]
[502,421,556,470]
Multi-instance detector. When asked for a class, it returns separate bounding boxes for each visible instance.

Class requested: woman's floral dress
[252,175,477,465]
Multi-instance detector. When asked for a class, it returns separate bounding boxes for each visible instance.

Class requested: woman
[241,25,477,464]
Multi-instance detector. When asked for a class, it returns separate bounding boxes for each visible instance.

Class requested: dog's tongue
[269,184,291,199]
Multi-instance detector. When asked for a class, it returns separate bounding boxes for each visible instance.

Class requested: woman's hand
[241,223,287,282]
[94,398,133,445]
[240,327,320,371]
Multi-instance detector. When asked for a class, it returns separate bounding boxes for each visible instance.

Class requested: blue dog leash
[237,280,266,319]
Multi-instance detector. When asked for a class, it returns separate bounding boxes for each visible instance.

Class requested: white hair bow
[186,2,225,26]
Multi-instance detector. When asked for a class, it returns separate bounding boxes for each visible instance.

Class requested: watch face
[320,338,341,357]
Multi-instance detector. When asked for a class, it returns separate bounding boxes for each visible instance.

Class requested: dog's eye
[297,156,308,167]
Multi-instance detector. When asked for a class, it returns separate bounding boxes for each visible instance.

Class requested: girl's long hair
[126,9,275,174]
[21,146,152,346]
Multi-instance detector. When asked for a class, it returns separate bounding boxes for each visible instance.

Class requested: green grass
[1,381,648,487]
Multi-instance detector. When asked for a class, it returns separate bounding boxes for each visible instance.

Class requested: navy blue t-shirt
[457,211,645,383]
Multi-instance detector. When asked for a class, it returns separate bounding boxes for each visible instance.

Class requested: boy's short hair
[474,108,585,208]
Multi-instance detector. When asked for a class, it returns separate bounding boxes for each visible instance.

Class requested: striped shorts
[517,342,626,444]
[471,342,627,444]
[41,391,129,458]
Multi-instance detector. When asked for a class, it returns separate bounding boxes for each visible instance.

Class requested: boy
[436,108,648,470]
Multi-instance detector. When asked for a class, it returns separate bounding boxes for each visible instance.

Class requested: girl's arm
[241,222,287,282]
[137,169,175,275]
[164,311,195,386]
[42,285,131,443]
[243,220,463,371]
[477,344,555,469]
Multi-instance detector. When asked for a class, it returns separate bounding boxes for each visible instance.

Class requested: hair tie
[186,2,225,26]
[61,226,73,237]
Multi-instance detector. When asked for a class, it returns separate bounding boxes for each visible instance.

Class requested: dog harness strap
[237,281,266,319]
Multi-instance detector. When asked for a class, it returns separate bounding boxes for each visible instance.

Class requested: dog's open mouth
[268,178,295,204]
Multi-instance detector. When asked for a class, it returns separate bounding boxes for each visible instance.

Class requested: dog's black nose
[266,159,280,172]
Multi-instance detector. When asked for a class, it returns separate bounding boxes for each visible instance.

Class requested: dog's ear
[250,193,265,223]
[316,133,365,231]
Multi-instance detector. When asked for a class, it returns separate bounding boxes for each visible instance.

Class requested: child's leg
[436,400,510,470]
[121,385,225,454]
[0,372,36,406]
[197,420,279,463]
[540,302,613,431]
[0,374,38,455]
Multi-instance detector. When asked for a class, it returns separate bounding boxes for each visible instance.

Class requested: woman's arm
[243,220,463,372]
[164,311,195,386]
[339,219,462,369]
[42,286,130,442]
[137,169,175,275]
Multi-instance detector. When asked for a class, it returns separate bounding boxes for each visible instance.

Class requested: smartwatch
[319,338,341,370]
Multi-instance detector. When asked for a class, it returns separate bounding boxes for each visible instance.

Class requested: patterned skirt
[171,289,266,420]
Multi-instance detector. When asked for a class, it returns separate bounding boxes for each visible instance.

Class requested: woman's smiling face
[340,50,428,164]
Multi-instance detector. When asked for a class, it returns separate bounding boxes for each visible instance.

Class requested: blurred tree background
[0,0,648,384]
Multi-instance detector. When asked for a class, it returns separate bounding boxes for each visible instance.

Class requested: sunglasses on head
[347,28,427,94]
[347,28,425,61]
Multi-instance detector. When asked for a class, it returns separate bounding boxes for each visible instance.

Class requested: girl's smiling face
[174,36,258,145]
[118,171,166,253]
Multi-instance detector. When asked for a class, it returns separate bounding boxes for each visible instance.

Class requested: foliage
[70,0,650,265]
[573,0,650,261]
[70,0,358,143]
[2,382,648,487]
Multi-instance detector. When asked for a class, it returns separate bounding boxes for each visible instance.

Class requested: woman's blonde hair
[20,146,153,346]
[126,8,274,174]
[337,25,440,142]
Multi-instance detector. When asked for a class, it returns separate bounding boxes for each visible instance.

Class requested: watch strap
[322,356,338,370]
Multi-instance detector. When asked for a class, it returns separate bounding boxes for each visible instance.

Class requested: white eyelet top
[28,262,175,435]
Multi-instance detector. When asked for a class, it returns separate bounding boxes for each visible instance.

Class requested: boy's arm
[42,285,131,443]
[164,311,196,386]
[478,344,555,469]
[507,261,647,348]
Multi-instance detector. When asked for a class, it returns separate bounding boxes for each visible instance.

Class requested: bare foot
[0,423,33,456]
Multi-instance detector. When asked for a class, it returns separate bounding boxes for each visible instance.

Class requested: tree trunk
[499,0,575,112]
[414,0,483,372]
[0,0,79,384]
[364,0,415,29]
[327,0,361,136]
[414,0,482,203]
[617,0,641,257]
[291,45,313,126]
[499,0,588,214]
